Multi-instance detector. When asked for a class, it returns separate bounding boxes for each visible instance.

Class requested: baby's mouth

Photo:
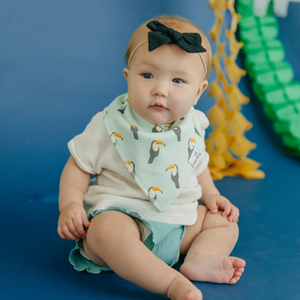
[151,103,167,110]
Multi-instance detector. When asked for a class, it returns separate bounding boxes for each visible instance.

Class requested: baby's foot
[180,255,246,284]
[167,274,203,300]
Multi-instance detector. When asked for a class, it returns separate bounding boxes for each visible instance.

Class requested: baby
[57,16,246,300]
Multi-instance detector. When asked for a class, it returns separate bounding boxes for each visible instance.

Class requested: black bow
[146,20,207,53]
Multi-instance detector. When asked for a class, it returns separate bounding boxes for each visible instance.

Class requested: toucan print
[194,126,201,137]
[148,140,166,164]
[118,99,129,114]
[152,125,162,133]
[130,124,139,140]
[124,160,136,177]
[188,138,196,159]
[148,186,163,204]
[172,126,181,141]
[110,132,123,146]
[166,164,180,188]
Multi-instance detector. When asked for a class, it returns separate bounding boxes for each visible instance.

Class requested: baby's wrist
[59,201,82,212]
[203,191,220,200]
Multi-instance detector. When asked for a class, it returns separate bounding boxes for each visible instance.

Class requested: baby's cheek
[174,103,190,118]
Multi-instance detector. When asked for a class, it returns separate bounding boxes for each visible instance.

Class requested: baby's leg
[180,206,246,284]
[83,211,202,300]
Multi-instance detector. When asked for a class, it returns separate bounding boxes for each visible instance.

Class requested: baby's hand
[203,194,239,222]
[57,203,90,242]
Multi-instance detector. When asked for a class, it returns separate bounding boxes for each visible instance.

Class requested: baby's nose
[152,83,168,97]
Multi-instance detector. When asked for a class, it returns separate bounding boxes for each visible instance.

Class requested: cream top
[68,109,210,225]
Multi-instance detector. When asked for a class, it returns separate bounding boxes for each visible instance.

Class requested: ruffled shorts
[69,206,186,274]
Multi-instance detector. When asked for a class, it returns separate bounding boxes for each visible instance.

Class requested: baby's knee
[85,211,140,251]
[203,210,238,231]
[85,222,115,254]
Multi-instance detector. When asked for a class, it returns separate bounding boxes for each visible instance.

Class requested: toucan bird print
[124,160,136,177]
[118,99,129,114]
[110,132,123,146]
[166,164,180,188]
[194,126,201,137]
[148,186,163,204]
[172,126,181,141]
[152,125,162,133]
[148,140,166,164]
[188,138,196,159]
[130,124,139,140]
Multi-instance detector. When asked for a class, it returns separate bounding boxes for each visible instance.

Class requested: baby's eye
[173,78,184,84]
[142,73,153,79]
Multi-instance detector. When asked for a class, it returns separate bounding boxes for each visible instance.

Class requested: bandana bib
[103,94,204,212]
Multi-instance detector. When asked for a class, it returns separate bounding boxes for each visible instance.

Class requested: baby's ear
[193,80,208,105]
[123,68,129,80]
[199,80,208,95]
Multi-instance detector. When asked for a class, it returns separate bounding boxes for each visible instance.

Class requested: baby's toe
[229,277,238,284]
[232,257,246,269]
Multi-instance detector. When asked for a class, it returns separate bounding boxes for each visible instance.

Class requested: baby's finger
[73,218,87,238]
[66,219,82,240]
[81,210,90,229]
[235,207,240,220]
[206,199,218,213]
[233,207,240,222]
[228,210,235,222]
[228,205,237,222]
[229,206,239,222]
[57,226,67,240]
[61,225,79,241]
[222,204,232,218]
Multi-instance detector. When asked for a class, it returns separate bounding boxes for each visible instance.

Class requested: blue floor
[1,1,300,299]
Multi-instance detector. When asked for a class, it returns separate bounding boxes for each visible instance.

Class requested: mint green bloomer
[68,207,186,274]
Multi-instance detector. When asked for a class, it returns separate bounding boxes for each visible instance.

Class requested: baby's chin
[142,111,177,125]
[145,116,175,125]
[132,107,177,125]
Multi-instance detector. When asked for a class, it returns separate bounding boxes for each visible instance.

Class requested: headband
[127,20,207,73]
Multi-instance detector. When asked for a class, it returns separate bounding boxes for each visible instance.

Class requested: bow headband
[127,20,207,73]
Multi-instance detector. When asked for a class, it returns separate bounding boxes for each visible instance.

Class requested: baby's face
[124,42,207,125]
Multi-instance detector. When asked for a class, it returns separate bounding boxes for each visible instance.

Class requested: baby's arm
[197,166,239,222]
[57,155,92,241]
